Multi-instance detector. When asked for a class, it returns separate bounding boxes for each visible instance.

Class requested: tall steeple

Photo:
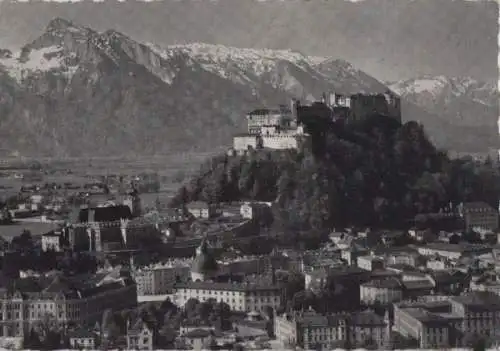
[191,236,218,282]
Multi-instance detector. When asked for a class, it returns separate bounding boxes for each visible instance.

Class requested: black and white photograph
[0,0,498,349]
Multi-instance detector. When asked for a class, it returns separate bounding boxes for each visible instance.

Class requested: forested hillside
[170,114,500,234]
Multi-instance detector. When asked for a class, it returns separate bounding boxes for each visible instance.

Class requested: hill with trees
[170,112,500,238]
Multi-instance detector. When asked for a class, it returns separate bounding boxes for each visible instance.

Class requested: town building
[417,243,492,261]
[304,268,329,293]
[134,252,271,299]
[68,329,98,349]
[393,304,460,348]
[469,271,500,295]
[340,244,370,266]
[450,291,500,342]
[186,201,216,219]
[173,239,281,312]
[360,278,403,305]
[393,291,500,347]
[427,271,467,295]
[232,103,311,153]
[357,255,385,271]
[274,309,387,349]
[69,205,133,252]
[376,247,422,267]
[300,249,343,272]
[133,259,191,296]
[0,270,137,342]
[173,280,282,313]
[459,202,499,231]
[68,206,167,253]
[217,255,269,277]
[182,329,212,350]
[41,232,62,252]
[126,318,154,350]
[240,202,271,220]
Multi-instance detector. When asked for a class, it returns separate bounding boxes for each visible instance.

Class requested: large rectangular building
[275,310,387,349]
[134,260,191,296]
[0,271,137,341]
[459,202,499,231]
[393,292,500,348]
[173,281,281,313]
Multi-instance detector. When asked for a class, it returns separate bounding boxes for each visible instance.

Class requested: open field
[0,150,220,198]
[0,150,221,238]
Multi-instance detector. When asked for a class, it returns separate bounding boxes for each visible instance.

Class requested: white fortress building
[232,100,311,153]
[232,91,401,154]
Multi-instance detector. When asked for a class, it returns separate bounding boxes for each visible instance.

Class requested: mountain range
[0,18,497,157]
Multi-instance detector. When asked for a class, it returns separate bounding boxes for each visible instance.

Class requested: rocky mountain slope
[0,18,496,157]
[389,76,498,128]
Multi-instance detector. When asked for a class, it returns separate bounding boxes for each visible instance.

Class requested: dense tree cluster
[170,113,500,234]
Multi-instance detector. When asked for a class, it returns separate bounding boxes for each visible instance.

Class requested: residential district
[0,92,498,350]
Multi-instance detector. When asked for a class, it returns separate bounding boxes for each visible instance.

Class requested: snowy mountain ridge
[0,17,496,156]
[388,75,498,107]
[387,75,498,131]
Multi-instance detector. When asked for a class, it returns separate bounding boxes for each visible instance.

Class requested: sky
[0,0,497,82]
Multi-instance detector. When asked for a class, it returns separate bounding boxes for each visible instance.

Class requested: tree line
[169,113,500,236]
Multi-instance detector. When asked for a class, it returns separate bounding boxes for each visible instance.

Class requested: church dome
[191,238,218,276]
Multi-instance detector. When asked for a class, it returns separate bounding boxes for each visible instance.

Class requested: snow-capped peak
[389,75,449,95]
[165,42,314,64]
[0,45,78,82]
[148,42,323,79]
[388,75,498,107]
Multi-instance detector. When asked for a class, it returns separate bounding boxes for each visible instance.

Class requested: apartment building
[393,304,459,348]
[0,271,137,340]
[134,260,192,296]
[173,281,282,313]
[274,310,387,349]
[360,278,403,305]
[459,202,499,231]
[393,292,500,347]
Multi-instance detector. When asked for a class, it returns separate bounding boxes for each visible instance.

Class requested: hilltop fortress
[232,91,401,154]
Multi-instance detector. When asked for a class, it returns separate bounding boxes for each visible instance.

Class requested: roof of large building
[401,308,452,326]
[296,310,385,328]
[402,279,434,291]
[2,270,133,300]
[78,205,133,223]
[451,291,500,311]
[462,202,495,212]
[248,108,291,116]
[175,280,280,292]
[362,278,402,290]
[420,243,491,254]
[186,201,211,210]
[429,270,466,285]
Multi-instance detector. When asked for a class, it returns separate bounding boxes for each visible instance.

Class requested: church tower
[190,237,219,282]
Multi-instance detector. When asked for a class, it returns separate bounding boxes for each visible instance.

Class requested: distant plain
[0,150,220,239]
